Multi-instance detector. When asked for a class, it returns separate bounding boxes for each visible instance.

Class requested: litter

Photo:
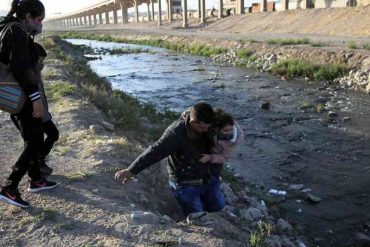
[268,189,287,196]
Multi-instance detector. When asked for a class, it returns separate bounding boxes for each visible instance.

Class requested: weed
[248,221,273,247]
[65,171,92,180]
[348,41,358,49]
[221,169,242,192]
[269,59,347,81]
[45,81,76,102]
[299,101,312,110]
[311,41,331,47]
[362,43,370,50]
[236,49,254,59]
[33,209,58,224]
[315,103,325,113]
[267,38,310,46]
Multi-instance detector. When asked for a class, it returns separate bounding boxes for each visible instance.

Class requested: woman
[10,42,60,177]
[0,0,58,208]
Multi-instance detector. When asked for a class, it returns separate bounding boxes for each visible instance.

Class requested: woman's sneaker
[28,178,58,193]
[0,188,30,208]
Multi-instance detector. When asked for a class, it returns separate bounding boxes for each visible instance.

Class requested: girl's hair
[214,108,234,128]
[6,0,45,20]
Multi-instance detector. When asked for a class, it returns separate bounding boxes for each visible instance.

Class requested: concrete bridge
[45,0,247,29]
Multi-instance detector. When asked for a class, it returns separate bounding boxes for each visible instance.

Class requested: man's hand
[199,154,212,163]
[32,99,44,118]
[114,169,133,184]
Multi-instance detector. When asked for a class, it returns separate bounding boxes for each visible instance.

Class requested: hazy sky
[1,0,236,19]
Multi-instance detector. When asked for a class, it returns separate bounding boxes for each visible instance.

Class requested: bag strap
[0,21,29,46]
[0,22,29,62]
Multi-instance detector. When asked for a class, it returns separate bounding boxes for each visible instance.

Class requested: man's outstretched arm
[115,126,179,183]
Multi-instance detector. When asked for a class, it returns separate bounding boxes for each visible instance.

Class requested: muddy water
[66,39,370,246]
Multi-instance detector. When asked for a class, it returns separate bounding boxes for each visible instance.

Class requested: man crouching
[114,102,225,216]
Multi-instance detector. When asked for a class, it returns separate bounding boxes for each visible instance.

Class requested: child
[199,108,244,165]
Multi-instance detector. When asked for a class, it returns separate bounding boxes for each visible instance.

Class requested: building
[172,0,182,13]
[315,0,370,8]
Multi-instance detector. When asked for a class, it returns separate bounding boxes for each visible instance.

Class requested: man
[115,102,225,216]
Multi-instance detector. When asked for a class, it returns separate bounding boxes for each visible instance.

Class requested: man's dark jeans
[171,176,225,216]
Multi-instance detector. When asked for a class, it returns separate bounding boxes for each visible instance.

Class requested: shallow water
[66,38,370,245]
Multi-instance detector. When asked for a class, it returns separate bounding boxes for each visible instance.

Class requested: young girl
[0,0,58,208]
[181,108,244,172]
[199,108,244,166]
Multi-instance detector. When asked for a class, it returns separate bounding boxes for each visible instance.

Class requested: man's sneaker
[0,188,30,208]
[186,211,217,226]
[28,179,58,193]
[39,163,53,177]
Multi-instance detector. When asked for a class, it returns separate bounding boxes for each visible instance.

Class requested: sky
[1,0,256,19]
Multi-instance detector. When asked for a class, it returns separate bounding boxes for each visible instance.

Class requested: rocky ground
[212,44,370,93]
[0,38,308,246]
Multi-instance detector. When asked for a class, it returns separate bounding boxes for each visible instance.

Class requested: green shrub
[33,209,58,223]
[45,81,76,101]
[248,222,273,247]
[236,49,254,59]
[299,101,312,110]
[60,32,228,58]
[362,43,370,50]
[311,41,330,47]
[269,59,347,81]
[267,38,310,46]
[348,41,358,49]
[110,48,146,55]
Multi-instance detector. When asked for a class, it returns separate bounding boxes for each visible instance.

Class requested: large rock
[250,200,268,215]
[101,120,115,131]
[355,232,370,245]
[268,235,282,247]
[299,241,307,247]
[281,237,296,247]
[239,209,254,223]
[288,184,304,190]
[114,222,127,232]
[89,124,105,134]
[306,193,322,203]
[276,218,293,234]
[130,211,160,225]
[360,57,370,73]
[248,207,264,221]
[221,183,238,204]
[160,215,175,225]
[366,82,370,94]
[224,205,236,214]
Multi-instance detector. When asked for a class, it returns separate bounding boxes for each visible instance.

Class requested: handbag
[0,22,27,114]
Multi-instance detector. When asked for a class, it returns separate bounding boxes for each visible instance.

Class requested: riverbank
[52,31,370,246]
[0,36,310,246]
[58,30,370,94]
